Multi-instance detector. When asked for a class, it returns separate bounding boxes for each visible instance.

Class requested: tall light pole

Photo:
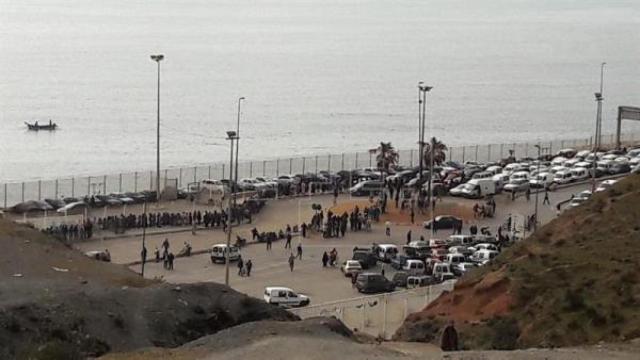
[234,97,245,190]
[225,130,238,287]
[150,54,164,202]
[533,144,545,232]
[418,84,433,209]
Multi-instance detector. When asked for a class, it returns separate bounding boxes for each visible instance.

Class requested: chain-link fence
[1,133,638,209]
[288,280,455,339]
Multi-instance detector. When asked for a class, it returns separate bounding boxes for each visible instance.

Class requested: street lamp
[234,97,245,193]
[592,62,605,193]
[533,144,544,231]
[150,54,164,202]
[225,130,238,287]
[418,83,433,212]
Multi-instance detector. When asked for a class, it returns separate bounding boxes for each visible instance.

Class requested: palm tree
[422,137,448,167]
[375,142,399,174]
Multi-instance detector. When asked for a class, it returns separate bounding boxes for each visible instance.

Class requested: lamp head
[226,130,237,139]
[239,97,245,101]
[150,54,164,62]
[594,92,603,100]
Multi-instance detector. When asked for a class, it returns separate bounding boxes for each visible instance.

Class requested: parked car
[340,260,363,277]
[264,287,310,307]
[84,250,111,262]
[570,167,589,182]
[44,198,66,210]
[349,180,384,196]
[529,172,553,189]
[609,163,631,174]
[595,179,618,193]
[210,244,240,263]
[552,170,574,185]
[423,215,463,230]
[406,275,435,288]
[352,249,377,269]
[355,273,396,294]
[432,262,455,282]
[56,201,88,214]
[471,249,499,265]
[392,271,410,288]
[373,244,399,263]
[503,178,530,193]
[402,259,426,275]
[452,262,478,276]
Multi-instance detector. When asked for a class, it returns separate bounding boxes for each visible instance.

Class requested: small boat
[25,120,57,131]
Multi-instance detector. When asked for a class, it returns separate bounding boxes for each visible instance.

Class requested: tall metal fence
[289,280,455,339]
[1,132,638,209]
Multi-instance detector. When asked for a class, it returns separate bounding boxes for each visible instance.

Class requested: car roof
[265,286,292,292]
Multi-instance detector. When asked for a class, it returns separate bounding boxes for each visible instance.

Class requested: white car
[595,179,618,192]
[210,244,240,263]
[569,190,592,208]
[471,249,499,265]
[56,201,88,214]
[529,172,553,188]
[264,287,310,308]
[341,260,363,277]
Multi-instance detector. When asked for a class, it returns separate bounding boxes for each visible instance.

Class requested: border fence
[1,132,638,209]
[288,280,455,339]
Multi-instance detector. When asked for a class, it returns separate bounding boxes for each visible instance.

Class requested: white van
[210,244,240,263]
[445,253,466,266]
[529,172,553,188]
[553,170,573,185]
[375,244,398,262]
[570,167,589,182]
[402,259,426,275]
[472,249,499,265]
[447,235,475,247]
[264,287,310,307]
[432,262,455,281]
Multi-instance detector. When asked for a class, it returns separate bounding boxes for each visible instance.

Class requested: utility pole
[225,131,238,287]
[141,201,147,277]
[591,63,605,193]
[150,54,164,203]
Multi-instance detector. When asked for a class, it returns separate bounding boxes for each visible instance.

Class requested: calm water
[1,0,639,181]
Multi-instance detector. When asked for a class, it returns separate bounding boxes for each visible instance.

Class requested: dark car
[390,254,409,270]
[355,273,396,294]
[609,163,630,175]
[44,198,66,210]
[423,215,463,230]
[352,250,377,269]
[392,271,410,288]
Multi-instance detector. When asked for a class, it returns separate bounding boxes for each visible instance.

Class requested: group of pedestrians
[43,220,94,241]
[237,256,253,276]
[96,210,229,234]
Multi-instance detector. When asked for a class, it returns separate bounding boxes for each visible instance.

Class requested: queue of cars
[340,232,501,294]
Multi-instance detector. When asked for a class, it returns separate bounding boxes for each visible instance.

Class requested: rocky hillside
[0,219,295,359]
[395,174,640,349]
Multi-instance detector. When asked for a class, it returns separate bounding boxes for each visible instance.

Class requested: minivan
[355,273,396,294]
[349,180,384,196]
[210,244,240,263]
[570,167,589,182]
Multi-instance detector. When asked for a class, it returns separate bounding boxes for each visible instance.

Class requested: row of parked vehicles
[340,232,501,294]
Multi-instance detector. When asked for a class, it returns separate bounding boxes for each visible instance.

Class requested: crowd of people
[42,220,94,241]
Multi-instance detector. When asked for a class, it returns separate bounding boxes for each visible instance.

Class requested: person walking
[285,232,292,249]
[237,256,244,276]
[333,186,339,205]
[511,190,516,201]
[322,251,329,267]
[385,221,391,237]
[296,243,303,260]
[288,253,295,272]
[266,236,272,251]
[543,189,550,205]
[167,252,174,270]
[141,245,147,265]
[410,208,415,224]
[406,230,412,245]
[154,246,160,263]
[526,188,531,201]
[246,260,252,277]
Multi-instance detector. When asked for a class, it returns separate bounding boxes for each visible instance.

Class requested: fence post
[193,167,197,183]
[248,162,252,178]
[118,174,122,193]
[263,160,266,177]
[37,180,41,200]
[462,147,466,163]
[103,175,107,194]
[72,178,75,197]
[208,166,212,179]
[150,171,153,190]
[474,145,478,161]
[488,144,492,162]
[276,159,280,176]
[355,153,359,169]
[512,143,516,158]
[302,158,306,174]
[525,143,529,158]
[289,158,292,174]
[315,155,318,175]
[3,184,6,209]
[341,153,345,171]
[21,182,25,202]
[134,172,138,192]
[410,149,414,166]
[382,295,388,339]
[222,164,226,179]
[327,154,331,173]
[54,179,59,199]
[178,168,182,188]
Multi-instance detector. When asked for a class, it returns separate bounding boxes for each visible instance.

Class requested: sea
[1,0,639,182]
